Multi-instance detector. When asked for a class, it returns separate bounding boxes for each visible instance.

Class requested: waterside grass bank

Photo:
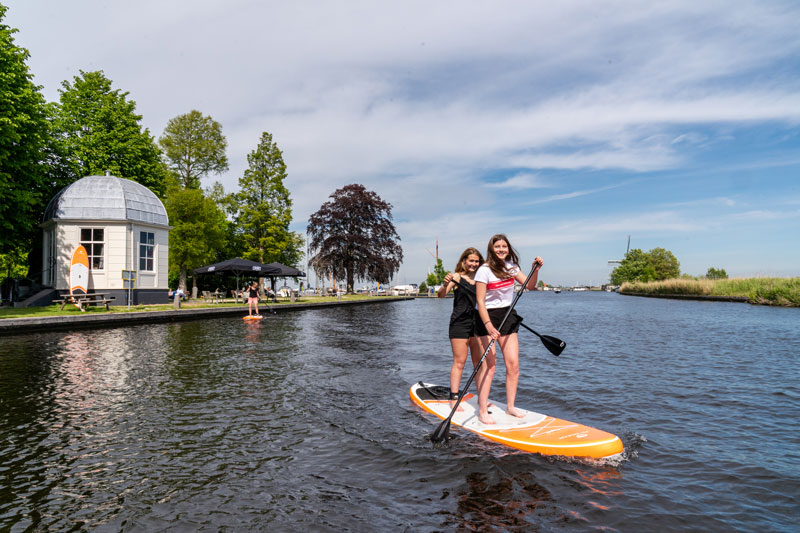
[0,295,414,336]
[620,277,800,307]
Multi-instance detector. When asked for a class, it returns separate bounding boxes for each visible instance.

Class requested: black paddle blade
[541,335,566,356]
[430,419,451,447]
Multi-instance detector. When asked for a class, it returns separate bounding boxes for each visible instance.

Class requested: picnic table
[202,290,225,303]
[52,292,115,312]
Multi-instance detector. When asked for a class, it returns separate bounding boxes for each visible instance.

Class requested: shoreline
[619,292,751,304]
[619,277,799,307]
[0,296,414,336]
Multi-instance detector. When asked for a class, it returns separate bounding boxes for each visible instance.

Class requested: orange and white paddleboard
[410,382,623,459]
[69,245,89,309]
[243,315,263,320]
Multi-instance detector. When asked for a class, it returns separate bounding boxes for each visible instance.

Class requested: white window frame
[139,231,155,272]
[80,227,105,270]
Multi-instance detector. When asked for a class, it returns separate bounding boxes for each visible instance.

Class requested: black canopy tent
[263,262,306,292]
[193,258,305,293]
[193,258,282,293]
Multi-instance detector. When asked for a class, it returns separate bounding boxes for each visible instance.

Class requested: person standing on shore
[474,234,543,425]
[437,247,484,411]
[247,281,261,317]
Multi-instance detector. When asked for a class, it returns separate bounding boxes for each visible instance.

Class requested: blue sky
[6,1,799,286]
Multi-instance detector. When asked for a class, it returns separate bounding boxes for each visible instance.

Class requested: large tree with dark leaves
[307,184,403,293]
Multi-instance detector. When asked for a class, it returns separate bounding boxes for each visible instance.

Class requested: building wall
[47,221,169,292]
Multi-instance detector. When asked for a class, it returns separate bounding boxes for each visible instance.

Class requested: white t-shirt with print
[474,261,519,309]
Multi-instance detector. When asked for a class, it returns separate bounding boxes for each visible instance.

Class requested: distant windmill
[426,238,439,261]
[608,235,631,264]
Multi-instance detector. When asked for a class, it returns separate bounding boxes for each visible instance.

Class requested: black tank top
[450,277,476,322]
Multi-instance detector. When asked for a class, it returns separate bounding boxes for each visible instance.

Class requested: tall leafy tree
[0,4,56,256]
[234,132,303,267]
[165,188,227,291]
[610,247,680,284]
[307,184,403,293]
[647,247,680,280]
[158,110,228,189]
[52,70,168,196]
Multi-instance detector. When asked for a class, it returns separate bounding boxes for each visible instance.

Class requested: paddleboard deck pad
[243,315,263,320]
[410,382,623,459]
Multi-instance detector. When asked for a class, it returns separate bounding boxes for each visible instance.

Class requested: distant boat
[554,288,561,294]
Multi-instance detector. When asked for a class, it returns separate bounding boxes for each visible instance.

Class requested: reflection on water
[1,295,798,531]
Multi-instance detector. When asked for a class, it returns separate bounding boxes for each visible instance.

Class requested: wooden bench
[52,293,115,312]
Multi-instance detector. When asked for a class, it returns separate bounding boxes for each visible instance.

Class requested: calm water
[1,293,798,531]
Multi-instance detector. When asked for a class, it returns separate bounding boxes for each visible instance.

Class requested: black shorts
[475,307,522,337]
[449,313,476,339]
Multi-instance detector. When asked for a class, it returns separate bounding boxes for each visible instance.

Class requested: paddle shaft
[431,263,540,442]
[518,321,546,341]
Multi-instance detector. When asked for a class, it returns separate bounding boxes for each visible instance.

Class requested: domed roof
[42,175,169,227]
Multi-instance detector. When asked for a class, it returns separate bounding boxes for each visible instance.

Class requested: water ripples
[1,294,798,531]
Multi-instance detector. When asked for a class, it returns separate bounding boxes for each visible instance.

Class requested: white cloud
[5,0,800,284]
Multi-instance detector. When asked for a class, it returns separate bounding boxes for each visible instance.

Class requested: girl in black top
[247,281,261,317]
[437,247,484,410]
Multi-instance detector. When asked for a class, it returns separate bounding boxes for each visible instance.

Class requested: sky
[5,1,799,286]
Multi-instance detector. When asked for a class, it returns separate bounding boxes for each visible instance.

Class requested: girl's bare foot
[478,411,496,425]
[449,400,464,412]
[506,406,526,418]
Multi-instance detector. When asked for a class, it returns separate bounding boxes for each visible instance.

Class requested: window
[80,228,104,270]
[139,231,155,271]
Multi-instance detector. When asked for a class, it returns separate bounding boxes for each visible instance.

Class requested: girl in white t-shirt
[474,234,543,424]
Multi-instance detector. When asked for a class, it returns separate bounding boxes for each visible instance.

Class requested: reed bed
[620,277,800,306]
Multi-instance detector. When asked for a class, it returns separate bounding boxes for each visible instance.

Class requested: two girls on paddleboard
[437,248,484,411]
[440,235,543,425]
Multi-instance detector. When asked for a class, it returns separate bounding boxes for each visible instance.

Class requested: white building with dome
[40,174,171,305]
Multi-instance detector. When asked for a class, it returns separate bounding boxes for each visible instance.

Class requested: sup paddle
[430,262,541,446]
[518,320,566,356]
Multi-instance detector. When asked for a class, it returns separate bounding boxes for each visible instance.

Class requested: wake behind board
[243,315,263,320]
[410,382,623,459]
[69,245,89,309]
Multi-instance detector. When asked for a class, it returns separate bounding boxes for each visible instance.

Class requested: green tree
[307,184,403,293]
[52,70,167,196]
[647,247,680,280]
[159,110,228,189]
[233,132,303,267]
[610,247,680,284]
[425,258,448,287]
[0,249,29,287]
[706,267,728,280]
[165,188,227,291]
[0,5,58,255]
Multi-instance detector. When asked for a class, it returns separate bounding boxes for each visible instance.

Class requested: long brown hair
[454,247,484,274]
[486,234,519,278]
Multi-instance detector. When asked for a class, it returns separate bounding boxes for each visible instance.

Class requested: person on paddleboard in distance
[474,234,543,425]
[437,247,485,411]
[247,281,261,317]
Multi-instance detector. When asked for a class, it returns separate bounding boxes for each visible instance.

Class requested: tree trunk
[179,265,188,292]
